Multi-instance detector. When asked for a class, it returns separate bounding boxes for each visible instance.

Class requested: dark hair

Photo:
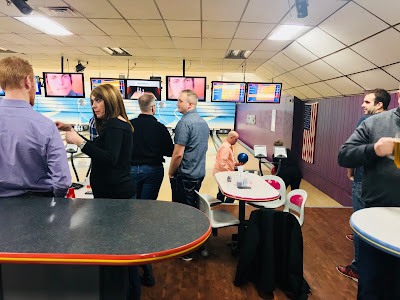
[366,89,391,110]
[273,140,284,146]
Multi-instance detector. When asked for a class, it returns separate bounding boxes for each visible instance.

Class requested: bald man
[213,130,243,203]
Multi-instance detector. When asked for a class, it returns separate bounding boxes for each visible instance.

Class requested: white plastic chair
[283,189,307,226]
[248,175,286,209]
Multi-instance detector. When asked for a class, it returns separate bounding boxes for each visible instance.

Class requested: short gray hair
[138,93,156,112]
[181,89,198,106]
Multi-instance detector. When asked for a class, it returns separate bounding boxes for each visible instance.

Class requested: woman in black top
[57,84,135,199]
[272,140,303,191]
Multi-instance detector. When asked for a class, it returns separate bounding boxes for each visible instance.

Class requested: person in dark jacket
[272,140,302,190]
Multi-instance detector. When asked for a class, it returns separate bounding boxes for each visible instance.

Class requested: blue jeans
[351,181,364,272]
[130,165,164,200]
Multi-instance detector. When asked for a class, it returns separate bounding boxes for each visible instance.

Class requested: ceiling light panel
[202,21,238,38]
[235,23,274,40]
[0,17,41,33]
[268,25,311,41]
[322,48,376,75]
[319,2,388,46]
[256,39,291,52]
[202,0,247,21]
[297,27,346,58]
[282,42,318,65]
[349,69,400,91]
[351,28,400,67]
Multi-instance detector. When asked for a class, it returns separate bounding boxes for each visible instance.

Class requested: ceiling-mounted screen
[246,82,282,103]
[166,76,206,101]
[126,79,161,100]
[90,78,125,96]
[44,72,85,98]
[211,81,246,102]
[35,75,41,95]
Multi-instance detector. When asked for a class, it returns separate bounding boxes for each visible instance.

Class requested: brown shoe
[336,265,358,282]
[346,234,354,241]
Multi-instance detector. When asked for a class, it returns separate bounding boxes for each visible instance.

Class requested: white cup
[237,166,244,173]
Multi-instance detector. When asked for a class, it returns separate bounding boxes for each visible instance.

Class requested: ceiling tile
[297,27,346,57]
[279,73,304,87]
[80,35,119,47]
[322,48,376,75]
[155,0,200,20]
[110,36,148,48]
[110,0,161,19]
[383,62,400,81]
[235,23,274,40]
[19,34,66,46]
[203,21,238,38]
[308,82,341,97]
[349,69,400,91]
[90,19,137,36]
[290,67,320,84]
[256,40,291,51]
[203,0,247,21]
[282,42,318,66]
[165,21,201,37]
[230,39,260,50]
[287,88,306,99]
[270,53,299,71]
[273,76,291,89]
[280,0,346,26]
[142,37,175,49]
[248,50,276,60]
[63,0,121,18]
[0,17,41,34]
[127,20,168,37]
[351,29,400,67]
[354,0,400,25]
[75,47,109,56]
[262,60,286,76]
[319,2,388,46]
[296,85,322,99]
[52,18,106,35]
[202,38,231,50]
[49,35,89,47]
[172,37,201,49]
[0,34,40,45]
[303,60,342,80]
[255,66,274,80]
[324,77,364,95]
[242,0,289,23]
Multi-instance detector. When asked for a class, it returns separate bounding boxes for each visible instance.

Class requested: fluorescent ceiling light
[14,16,73,35]
[268,25,309,40]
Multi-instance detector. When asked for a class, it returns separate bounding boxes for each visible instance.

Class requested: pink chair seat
[290,194,303,207]
[266,179,281,190]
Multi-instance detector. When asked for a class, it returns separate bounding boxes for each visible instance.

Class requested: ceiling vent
[225,50,252,59]
[102,47,132,57]
[37,7,80,17]
[0,47,15,53]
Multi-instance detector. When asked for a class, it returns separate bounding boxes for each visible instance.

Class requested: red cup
[66,188,75,198]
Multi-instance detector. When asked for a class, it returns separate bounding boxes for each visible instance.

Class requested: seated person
[272,140,302,190]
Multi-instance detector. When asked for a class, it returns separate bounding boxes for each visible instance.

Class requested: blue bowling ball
[237,153,248,164]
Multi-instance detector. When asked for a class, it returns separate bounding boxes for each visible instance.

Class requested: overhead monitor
[90,78,125,96]
[211,81,246,102]
[246,82,282,103]
[44,72,85,98]
[166,76,206,101]
[125,79,161,100]
[35,75,41,95]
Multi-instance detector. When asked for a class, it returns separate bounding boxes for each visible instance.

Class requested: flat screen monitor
[35,75,41,95]
[0,76,40,96]
[44,72,85,98]
[166,76,206,101]
[125,79,161,100]
[212,81,245,102]
[246,82,282,103]
[90,78,125,96]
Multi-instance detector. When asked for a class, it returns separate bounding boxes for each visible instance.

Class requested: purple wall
[236,92,398,206]
[235,95,294,161]
[291,93,399,207]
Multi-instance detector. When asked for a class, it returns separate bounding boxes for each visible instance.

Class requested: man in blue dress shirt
[0,56,71,197]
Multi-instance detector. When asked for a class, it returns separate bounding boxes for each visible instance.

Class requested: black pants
[357,239,400,299]
[170,175,203,208]
[217,188,235,203]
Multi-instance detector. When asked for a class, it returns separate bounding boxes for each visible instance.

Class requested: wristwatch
[78,140,87,150]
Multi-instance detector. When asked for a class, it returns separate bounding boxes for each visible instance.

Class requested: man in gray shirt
[169,89,209,210]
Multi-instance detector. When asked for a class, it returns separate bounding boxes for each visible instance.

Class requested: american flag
[301,102,319,163]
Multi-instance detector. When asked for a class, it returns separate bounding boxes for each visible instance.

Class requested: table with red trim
[214,171,280,244]
[0,196,211,299]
